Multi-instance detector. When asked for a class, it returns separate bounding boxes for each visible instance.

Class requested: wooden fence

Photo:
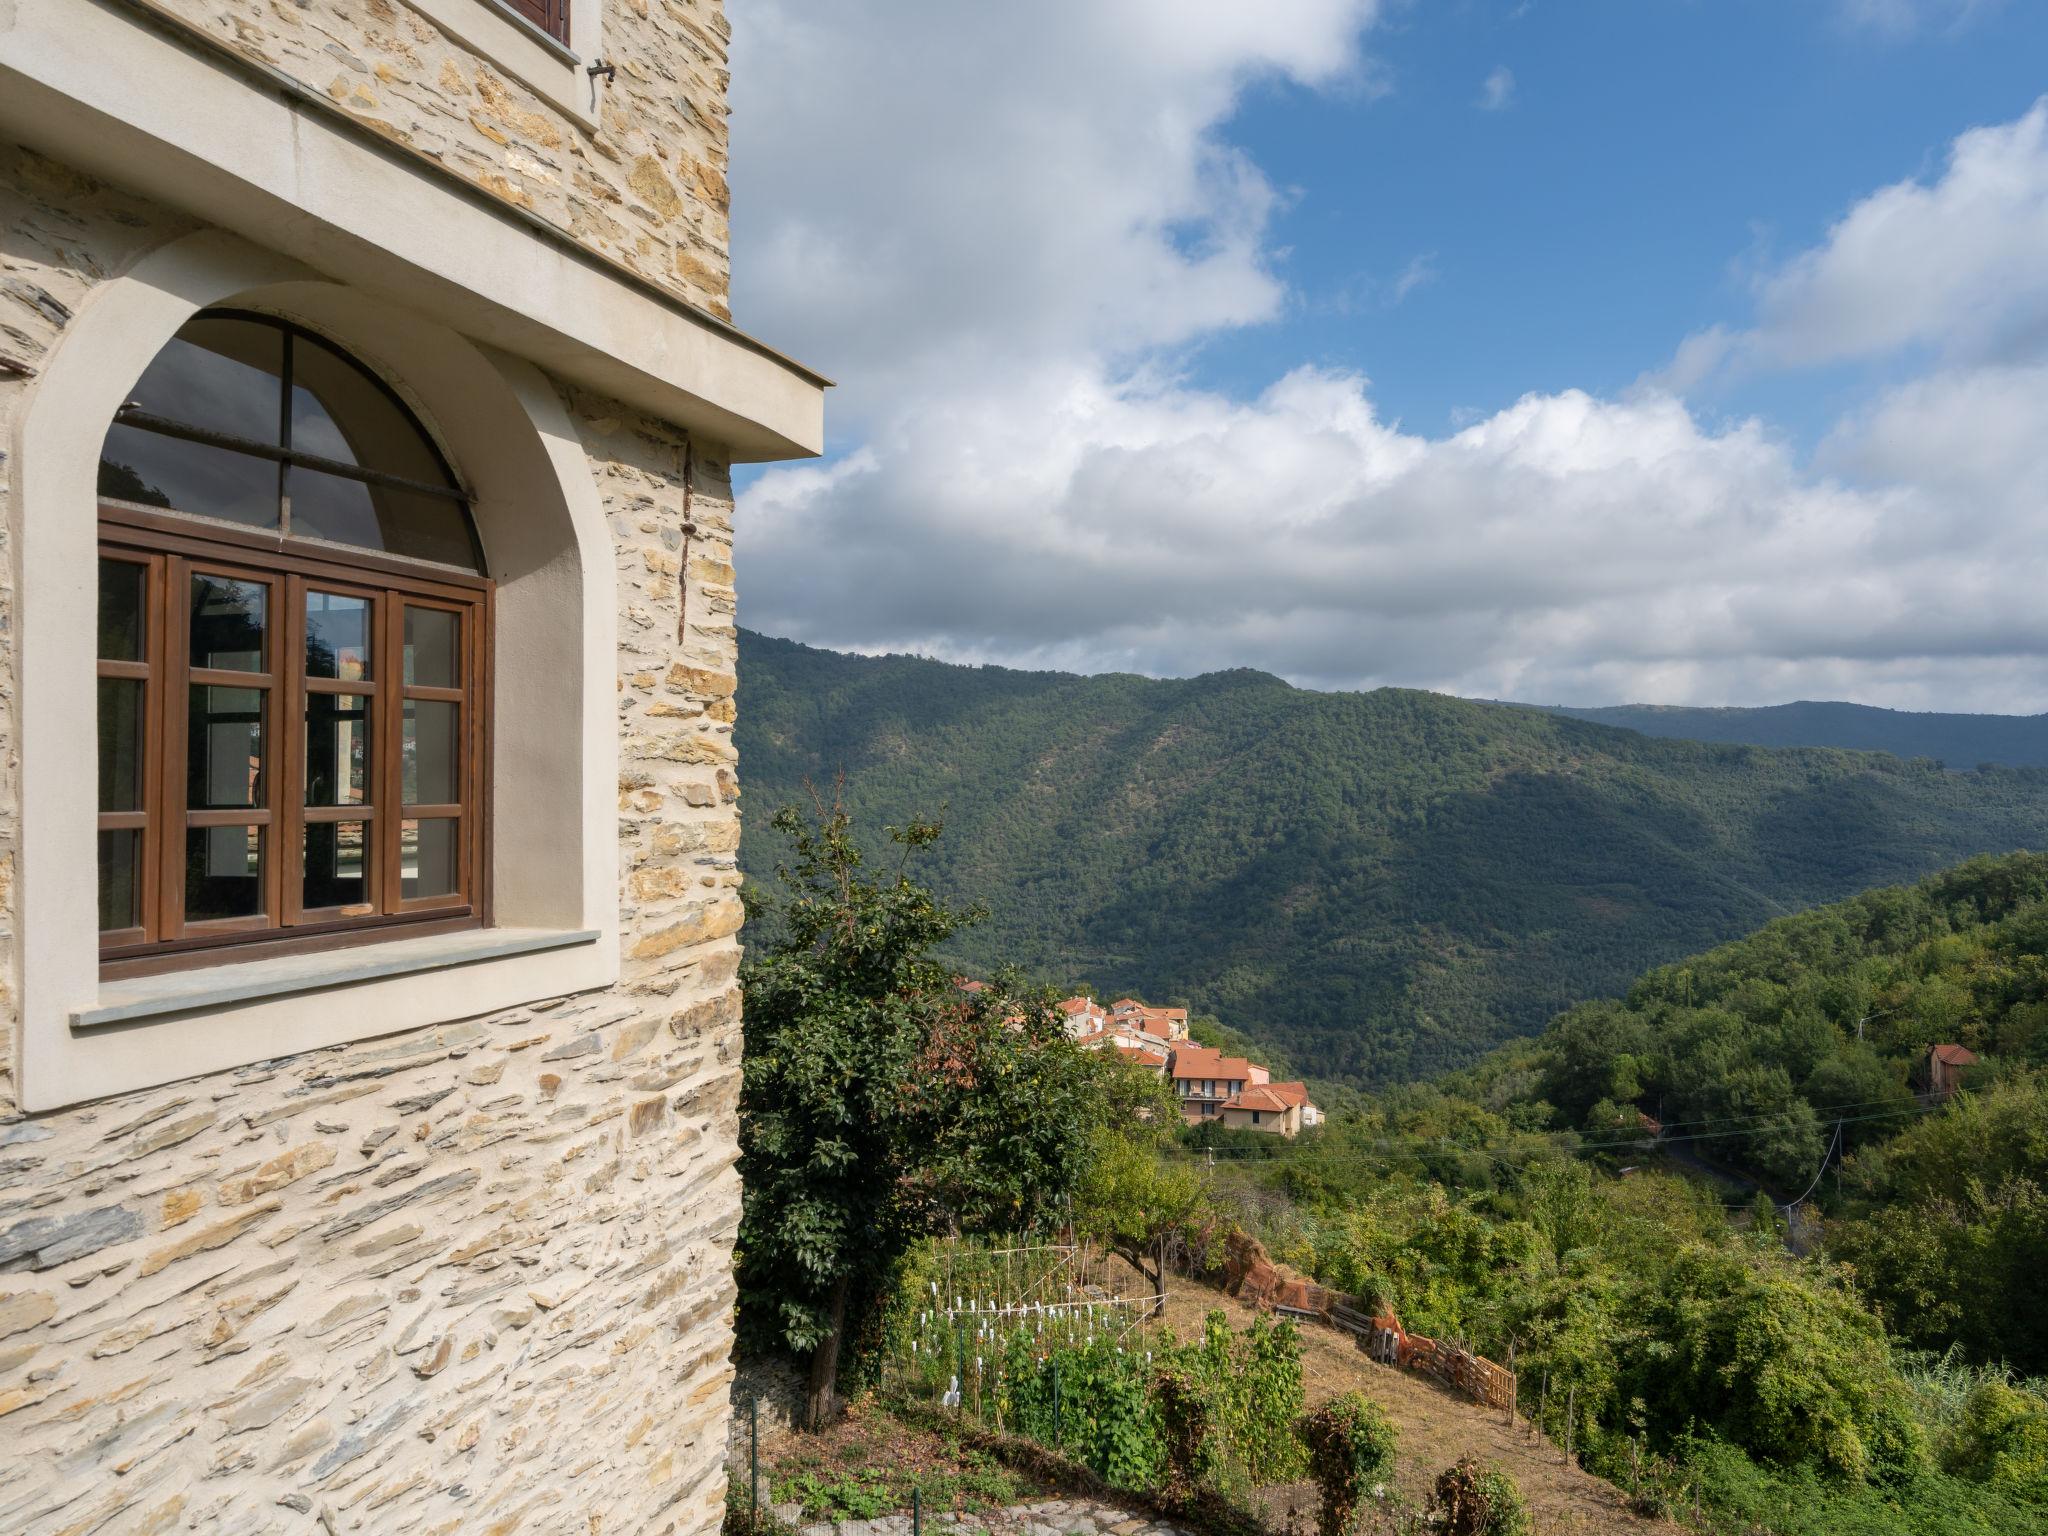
[1222,1234,1516,1413]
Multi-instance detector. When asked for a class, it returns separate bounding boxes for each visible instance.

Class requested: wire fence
[881,1237,1167,1424]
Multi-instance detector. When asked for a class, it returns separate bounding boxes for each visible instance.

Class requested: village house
[1217,1080,1315,1136]
[0,2,823,1531]
[1058,995,1318,1135]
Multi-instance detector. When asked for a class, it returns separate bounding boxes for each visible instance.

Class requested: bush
[1176,1309,1307,1489]
[1949,1381,2048,1500]
[1430,1458,1531,1536]
[1297,1393,1398,1536]
[1153,1362,1213,1500]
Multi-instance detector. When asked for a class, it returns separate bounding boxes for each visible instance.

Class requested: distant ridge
[1530,700,2048,769]
[736,630,2048,1084]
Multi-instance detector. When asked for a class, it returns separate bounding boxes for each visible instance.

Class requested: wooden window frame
[98,504,493,979]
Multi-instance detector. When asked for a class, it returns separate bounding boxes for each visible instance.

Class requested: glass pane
[403,700,460,804]
[289,336,454,489]
[188,685,265,809]
[99,423,279,528]
[307,694,371,807]
[304,821,371,913]
[99,828,142,933]
[401,818,459,900]
[289,469,479,571]
[185,825,264,922]
[404,607,460,687]
[97,677,145,812]
[99,559,146,661]
[305,591,371,680]
[125,316,284,444]
[190,574,267,671]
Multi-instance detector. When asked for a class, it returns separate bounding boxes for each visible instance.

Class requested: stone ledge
[73,927,601,1029]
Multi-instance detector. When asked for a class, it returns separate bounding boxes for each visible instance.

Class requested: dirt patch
[1153,1276,1677,1536]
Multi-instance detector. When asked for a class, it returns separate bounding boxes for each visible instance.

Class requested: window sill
[73,925,599,1030]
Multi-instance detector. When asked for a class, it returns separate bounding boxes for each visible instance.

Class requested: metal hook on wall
[675,438,697,647]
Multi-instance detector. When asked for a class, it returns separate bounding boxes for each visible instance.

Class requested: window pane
[403,700,460,804]
[304,821,371,912]
[289,336,454,489]
[401,818,459,900]
[290,469,479,571]
[98,677,145,812]
[99,559,146,661]
[307,694,371,807]
[190,574,267,671]
[404,607,460,687]
[99,828,142,932]
[99,423,279,528]
[126,317,284,444]
[185,825,264,922]
[188,685,265,810]
[305,591,371,680]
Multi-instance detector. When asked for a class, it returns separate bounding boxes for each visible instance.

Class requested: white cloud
[1665,98,2048,382]
[1837,0,2005,36]
[730,1,1380,426]
[742,361,2048,711]
[730,11,2048,713]
[1477,66,1516,112]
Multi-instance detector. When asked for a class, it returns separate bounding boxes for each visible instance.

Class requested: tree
[737,797,1104,1427]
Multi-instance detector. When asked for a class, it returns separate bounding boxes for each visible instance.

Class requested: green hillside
[1196,854,2048,1532]
[1538,699,2048,767]
[735,631,2048,1083]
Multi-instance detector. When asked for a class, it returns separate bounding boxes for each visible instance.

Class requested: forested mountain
[735,631,2048,1083]
[1536,699,2048,768]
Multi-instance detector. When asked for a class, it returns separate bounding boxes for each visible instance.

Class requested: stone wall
[0,144,754,1532]
[142,0,734,318]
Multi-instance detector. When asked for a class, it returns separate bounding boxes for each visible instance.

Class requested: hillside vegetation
[736,632,2048,1083]
[1165,855,2048,1534]
[1542,700,2048,768]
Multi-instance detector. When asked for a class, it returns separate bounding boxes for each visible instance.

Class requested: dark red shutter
[499,0,569,45]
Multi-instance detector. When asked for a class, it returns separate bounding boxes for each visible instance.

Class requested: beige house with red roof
[1219,1079,1316,1136]
[1063,994,1318,1133]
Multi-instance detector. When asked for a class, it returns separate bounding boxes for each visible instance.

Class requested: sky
[725,0,2048,714]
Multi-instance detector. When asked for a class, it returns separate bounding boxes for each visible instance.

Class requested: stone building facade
[0,2,823,1531]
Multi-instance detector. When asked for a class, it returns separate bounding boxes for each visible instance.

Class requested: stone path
[791,1497,1189,1536]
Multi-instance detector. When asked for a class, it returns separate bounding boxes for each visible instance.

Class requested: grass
[773,1454,1025,1521]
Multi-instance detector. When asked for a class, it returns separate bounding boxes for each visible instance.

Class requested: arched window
[96,312,491,974]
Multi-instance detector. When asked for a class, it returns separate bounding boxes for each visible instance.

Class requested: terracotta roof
[1229,1085,1296,1113]
[1261,1081,1312,1108]
[1931,1043,1979,1066]
[1169,1045,1253,1082]
[1057,996,1102,1015]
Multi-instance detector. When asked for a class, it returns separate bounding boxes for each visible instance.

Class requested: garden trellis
[886,1238,1167,1426]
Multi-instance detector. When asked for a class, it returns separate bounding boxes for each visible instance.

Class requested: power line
[1159,1099,1939,1175]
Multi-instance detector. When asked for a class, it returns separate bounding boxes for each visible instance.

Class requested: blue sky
[1205,1,2048,441]
[729,2,2048,713]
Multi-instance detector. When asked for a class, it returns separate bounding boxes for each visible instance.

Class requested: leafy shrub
[1297,1392,1398,1536]
[1430,1458,1531,1536]
[1175,1309,1306,1489]
[1152,1361,1212,1499]
[1948,1381,2048,1500]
